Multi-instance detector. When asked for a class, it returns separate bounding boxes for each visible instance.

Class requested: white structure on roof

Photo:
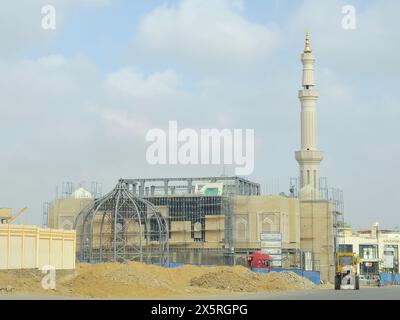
[72,187,92,199]
[295,33,324,200]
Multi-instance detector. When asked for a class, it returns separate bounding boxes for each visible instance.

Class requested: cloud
[135,0,281,71]
[0,0,115,57]
[1,0,399,230]
[106,68,182,99]
[287,0,400,78]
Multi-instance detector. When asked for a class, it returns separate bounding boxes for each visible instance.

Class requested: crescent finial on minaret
[304,31,312,53]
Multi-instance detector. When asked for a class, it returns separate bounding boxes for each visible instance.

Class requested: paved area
[1,286,400,300]
[215,286,400,300]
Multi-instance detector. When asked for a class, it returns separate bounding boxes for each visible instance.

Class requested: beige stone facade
[48,197,93,230]
[231,195,300,250]
[299,200,335,282]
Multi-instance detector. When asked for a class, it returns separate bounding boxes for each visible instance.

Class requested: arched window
[62,221,72,230]
[261,217,274,233]
[236,218,248,242]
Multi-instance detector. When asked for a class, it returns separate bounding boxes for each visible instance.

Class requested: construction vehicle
[335,251,360,290]
[0,207,28,224]
[246,251,272,272]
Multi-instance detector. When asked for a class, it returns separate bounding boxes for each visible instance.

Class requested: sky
[0,0,399,229]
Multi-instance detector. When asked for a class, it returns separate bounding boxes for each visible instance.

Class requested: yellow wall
[0,224,76,270]
[170,221,192,243]
[205,215,225,243]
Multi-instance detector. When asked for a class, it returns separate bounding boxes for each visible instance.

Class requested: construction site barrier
[380,273,400,285]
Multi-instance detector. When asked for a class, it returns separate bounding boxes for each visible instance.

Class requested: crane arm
[9,207,28,224]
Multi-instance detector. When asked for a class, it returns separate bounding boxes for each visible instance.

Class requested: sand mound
[0,263,315,298]
[190,270,315,292]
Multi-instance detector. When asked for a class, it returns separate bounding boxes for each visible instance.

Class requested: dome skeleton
[74,179,169,264]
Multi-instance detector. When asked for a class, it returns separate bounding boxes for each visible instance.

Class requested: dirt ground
[0,262,319,299]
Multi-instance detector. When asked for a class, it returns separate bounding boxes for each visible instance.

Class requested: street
[214,286,400,300]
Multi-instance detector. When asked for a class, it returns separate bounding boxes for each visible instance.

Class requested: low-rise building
[343,222,400,277]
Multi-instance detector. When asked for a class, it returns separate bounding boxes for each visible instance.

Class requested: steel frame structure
[74,180,169,264]
[122,176,260,197]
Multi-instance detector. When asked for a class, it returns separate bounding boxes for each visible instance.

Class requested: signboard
[260,233,282,241]
[271,260,282,267]
[261,241,281,248]
[260,232,282,267]
[261,248,281,255]
[383,249,395,269]
[304,251,313,271]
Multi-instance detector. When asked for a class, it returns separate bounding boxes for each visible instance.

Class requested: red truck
[246,251,272,271]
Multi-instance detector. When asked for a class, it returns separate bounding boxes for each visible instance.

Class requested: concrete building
[0,208,12,224]
[47,187,93,230]
[48,34,340,283]
[343,223,400,277]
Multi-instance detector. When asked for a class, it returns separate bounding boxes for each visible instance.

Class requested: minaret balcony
[295,150,324,163]
[298,89,318,98]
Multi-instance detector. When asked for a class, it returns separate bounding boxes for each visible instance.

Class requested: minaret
[295,33,323,200]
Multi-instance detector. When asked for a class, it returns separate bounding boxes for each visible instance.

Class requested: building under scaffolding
[51,175,339,281]
[120,177,258,265]
[72,176,301,266]
[118,177,302,267]
[123,176,261,197]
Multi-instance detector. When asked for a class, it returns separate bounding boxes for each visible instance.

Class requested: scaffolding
[320,177,345,250]
[42,202,50,228]
[73,180,169,264]
[123,176,260,197]
[57,181,103,200]
[140,194,234,265]
[290,176,346,251]
[90,182,103,198]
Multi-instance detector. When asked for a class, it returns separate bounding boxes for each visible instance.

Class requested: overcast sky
[0,0,399,229]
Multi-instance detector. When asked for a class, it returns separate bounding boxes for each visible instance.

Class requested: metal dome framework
[74,180,168,264]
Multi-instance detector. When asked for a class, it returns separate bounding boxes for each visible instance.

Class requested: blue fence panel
[153,262,185,268]
[380,273,400,285]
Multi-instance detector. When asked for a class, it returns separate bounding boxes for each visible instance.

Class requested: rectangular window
[359,244,378,259]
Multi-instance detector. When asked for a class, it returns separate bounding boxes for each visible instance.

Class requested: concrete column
[164,179,169,195]
[139,180,145,197]
[187,179,193,194]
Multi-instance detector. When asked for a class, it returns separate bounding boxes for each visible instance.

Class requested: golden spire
[304,31,312,53]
